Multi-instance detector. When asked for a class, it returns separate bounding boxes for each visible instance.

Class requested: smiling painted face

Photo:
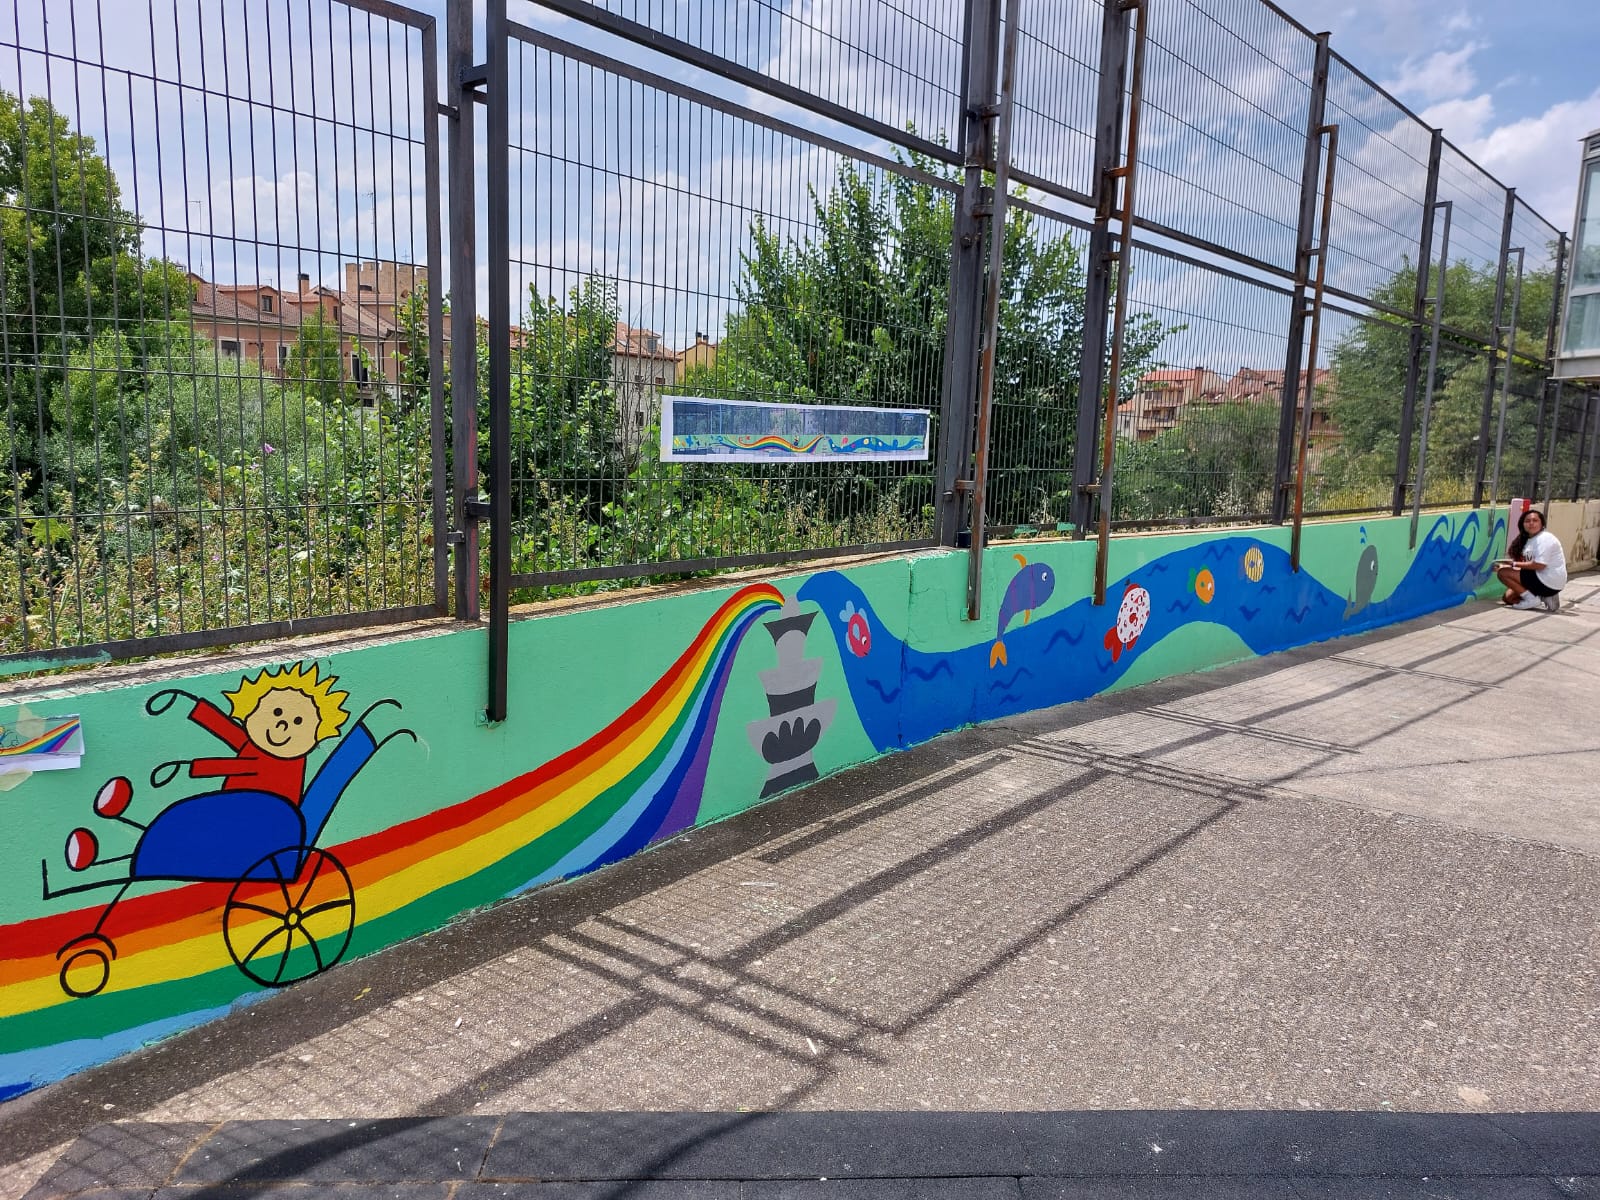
[243,686,321,759]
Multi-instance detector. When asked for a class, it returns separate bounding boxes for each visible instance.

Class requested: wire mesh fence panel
[1008,0,1103,201]
[1299,304,1407,514]
[1320,58,1431,309]
[1510,196,1564,356]
[981,203,1091,535]
[508,0,967,159]
[1433,143,1509,346]
[499,34,948,591]
[1416,334,1493,508]
[1135,0,1313,273]
[1482,360,1550,506]
[1107,248,1294,525]
[1537,382,1594,503]
[0,0,443,664]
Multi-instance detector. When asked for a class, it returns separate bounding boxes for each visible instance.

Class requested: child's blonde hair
[223,662,350,742]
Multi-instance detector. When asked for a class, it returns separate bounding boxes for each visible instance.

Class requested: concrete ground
[5,577,1598,1198]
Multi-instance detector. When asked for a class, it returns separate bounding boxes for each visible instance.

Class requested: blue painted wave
[798,512,1498,754]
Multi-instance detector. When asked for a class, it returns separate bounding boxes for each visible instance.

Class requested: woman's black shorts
[1520,568,1559,597]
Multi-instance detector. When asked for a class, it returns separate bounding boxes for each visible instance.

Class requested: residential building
[1116,367,1225,441]
[613,321,679,447]
[677,332,717,377]
[187,262,439,401]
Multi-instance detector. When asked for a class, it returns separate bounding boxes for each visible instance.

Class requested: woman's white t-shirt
[1525,529,1567,590]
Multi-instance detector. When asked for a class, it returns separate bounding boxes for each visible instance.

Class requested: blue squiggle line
[1043,626,1086,654]
[986,666,1034,694]
[865,677,902,705]
[907,659,955,683]
[1167,597,1195,614]
[1239,604,1261,620]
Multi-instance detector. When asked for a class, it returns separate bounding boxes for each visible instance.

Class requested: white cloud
[1382,43,1483,103]
[1464,87,1600,227]
[1420,94,1495,143]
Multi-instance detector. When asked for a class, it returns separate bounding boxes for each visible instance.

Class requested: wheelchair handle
[146,688,202,716]
[150,760,188,788]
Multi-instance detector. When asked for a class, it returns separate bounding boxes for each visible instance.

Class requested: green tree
[504,278,625,521]
[1322,256,1558,505]
[676,160,1169,527]
[0,90,142,366]
[282,307,349,407]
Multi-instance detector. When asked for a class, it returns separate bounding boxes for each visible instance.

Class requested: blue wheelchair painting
[41,663,413,998]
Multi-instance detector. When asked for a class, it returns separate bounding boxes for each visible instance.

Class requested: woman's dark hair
[1511,507,1546,558]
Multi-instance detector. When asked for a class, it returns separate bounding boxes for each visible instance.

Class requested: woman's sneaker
[1543,594,1561,612]
[1512,593,1542,609]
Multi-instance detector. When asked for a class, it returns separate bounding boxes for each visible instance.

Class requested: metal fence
[5,0,1597,688]
[1,0,444,667]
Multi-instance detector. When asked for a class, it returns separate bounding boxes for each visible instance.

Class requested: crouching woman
[1497,507,1567,611]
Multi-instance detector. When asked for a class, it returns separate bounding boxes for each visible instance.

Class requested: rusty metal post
[1091,0,1148,607]
[935,0,1001,549]
[1290,122,1339,570]
[1272,31,1331,526]
[1410,200,1453,549]
[1485,247,1524,540]
[1069,0,1134,541]
[1472,190,1516,507]
[1393,129,1443,516]
[964,0,1022,621]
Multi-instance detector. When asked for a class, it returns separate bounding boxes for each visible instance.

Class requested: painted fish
[1344,543,1379,618]
[839,601,872,658]
[991,554,1055,668]
[1189,567,1215,604]
[1243,546,1265,582]
[1103,579,1151,663]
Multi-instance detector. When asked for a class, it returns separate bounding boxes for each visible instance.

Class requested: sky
[1273,0,1599,229]
[5,0,1595,372]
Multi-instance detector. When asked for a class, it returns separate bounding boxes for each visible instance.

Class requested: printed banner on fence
[661,397,931,463]
[0,713,84,773]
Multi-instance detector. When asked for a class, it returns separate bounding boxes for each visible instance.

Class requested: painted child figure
[185,663,350,806]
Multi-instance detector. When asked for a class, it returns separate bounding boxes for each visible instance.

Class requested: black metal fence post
[964,0,1022,621]
[484,0,512,722]
[1393,129,1443,516]
[1540,234,1570,510]
[448,0,482,622]
[1069,0,1134,541]
[935,0,1002,549]
[422,20,450,615]
[1572,387,1594,502]
[1473,190,1517,508]
[1272,31,1331,526]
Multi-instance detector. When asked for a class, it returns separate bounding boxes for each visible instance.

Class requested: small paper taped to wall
[0,713,84,773]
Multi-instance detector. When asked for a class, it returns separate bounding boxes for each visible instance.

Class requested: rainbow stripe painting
[0,715,84,773]
[0,584,783,1098]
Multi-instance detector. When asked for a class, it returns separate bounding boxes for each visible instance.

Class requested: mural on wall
[0,584,784,1100]
[0,713,84,775]
[991,555,1055,668]
[799,511,1498,754]
[38,664,413,998]
[748,598,837,797]
[1344,527,1381,619]
[0,515,1502,1103]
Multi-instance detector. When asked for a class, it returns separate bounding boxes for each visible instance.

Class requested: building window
[351,353,370,384]
[220,339,240,357]
[259,294,273,314]
[278,344,291,367]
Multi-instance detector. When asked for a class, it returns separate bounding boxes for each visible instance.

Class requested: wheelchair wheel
[223,847,355,988]
[57,933,116,998]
